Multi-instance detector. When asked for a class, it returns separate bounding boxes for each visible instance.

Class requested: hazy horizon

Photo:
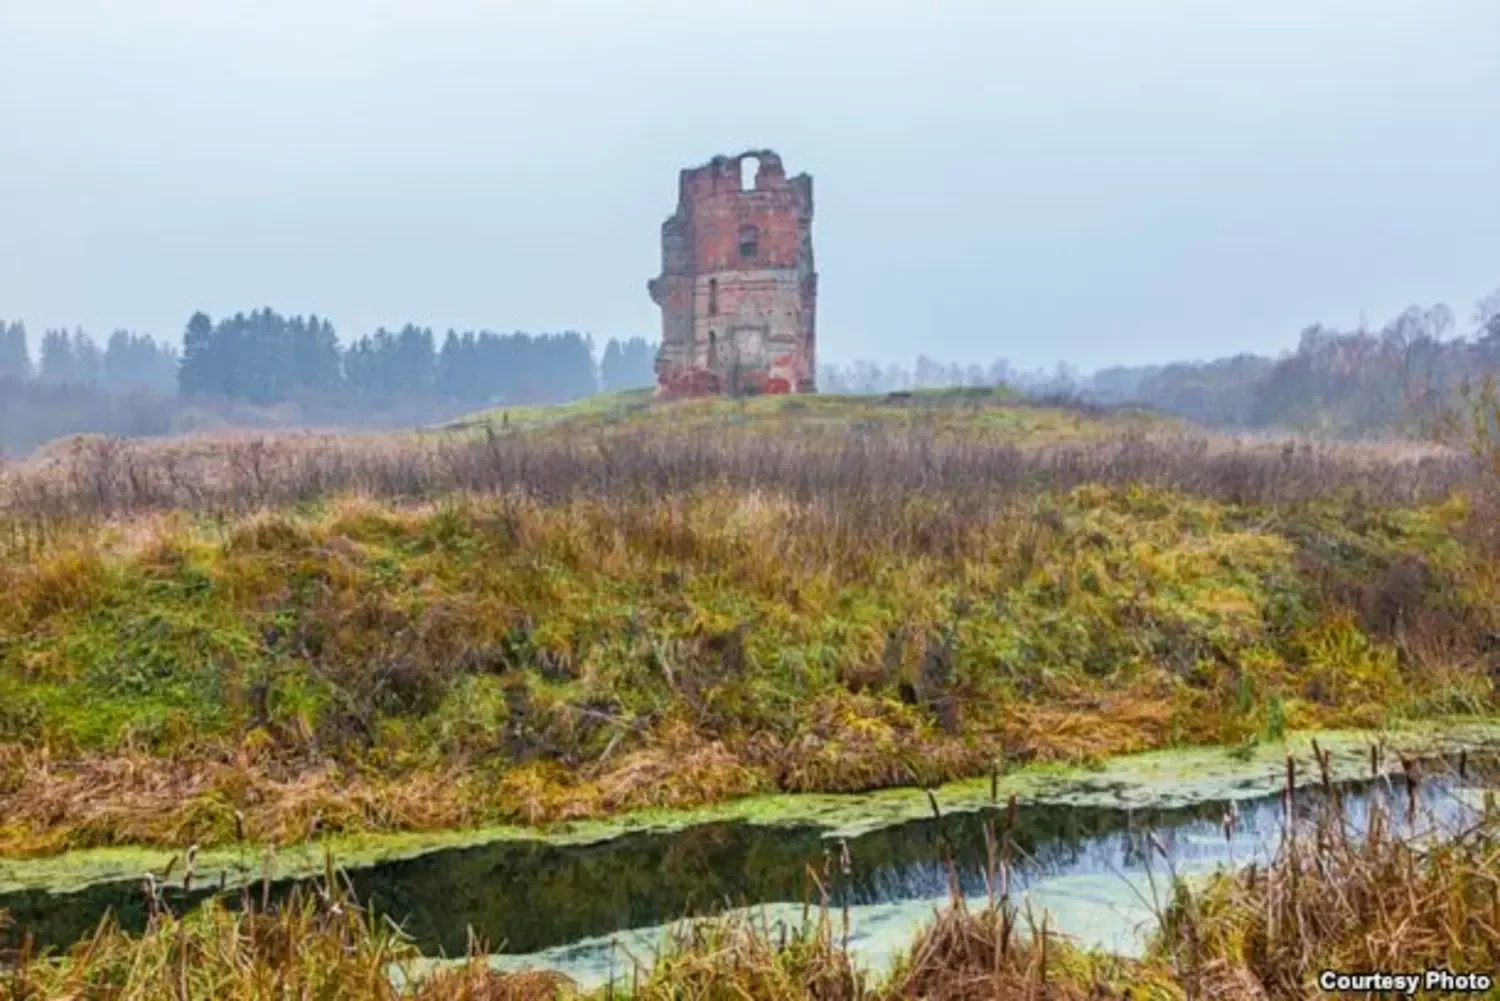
[3,0,1498,371]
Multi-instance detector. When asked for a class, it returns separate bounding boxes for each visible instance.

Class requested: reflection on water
[3,769,1489,971]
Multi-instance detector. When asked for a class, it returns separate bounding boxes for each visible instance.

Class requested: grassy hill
[0,390,1493,857]
[429,386,1169,441]
[431,387,658,434]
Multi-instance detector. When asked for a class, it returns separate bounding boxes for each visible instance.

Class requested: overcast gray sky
[2,0,1497,371]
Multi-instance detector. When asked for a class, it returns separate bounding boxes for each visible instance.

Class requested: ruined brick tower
[648,150,817,397]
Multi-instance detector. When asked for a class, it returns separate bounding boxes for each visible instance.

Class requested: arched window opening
[740,156,760,191]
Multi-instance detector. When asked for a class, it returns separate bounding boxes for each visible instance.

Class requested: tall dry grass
[1157,750,1500,999]
[0,424,1472,532]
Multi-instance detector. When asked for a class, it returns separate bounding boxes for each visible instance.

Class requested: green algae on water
[5,719,1497,898]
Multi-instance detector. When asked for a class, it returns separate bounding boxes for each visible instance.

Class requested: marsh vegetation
[2,388,1499,996]
[1,393,1496,855]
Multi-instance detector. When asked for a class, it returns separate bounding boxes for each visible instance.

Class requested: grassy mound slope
[431,386,1165,441]
[0,394,1494,857]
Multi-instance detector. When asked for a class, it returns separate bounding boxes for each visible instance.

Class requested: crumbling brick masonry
[648,150,817,397]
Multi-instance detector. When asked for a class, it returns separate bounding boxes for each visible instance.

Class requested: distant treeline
[6,285,1499,454]
[0,322,178,394]
[818,356,1085,397]
[0,310,657,455]
[177,310,653,405]
[822,289,1500,437]
[1080,296,1500,435]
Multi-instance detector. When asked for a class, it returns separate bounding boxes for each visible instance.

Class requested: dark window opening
[739,225,759,260]
[708,278,718,315]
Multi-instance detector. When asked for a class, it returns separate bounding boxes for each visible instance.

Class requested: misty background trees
[0,309,658,455]
[176,311,636,406]
[823,291,1500,437]
[5,325,179,393]
[1079,301,1500,435]
[3,287,1500,456]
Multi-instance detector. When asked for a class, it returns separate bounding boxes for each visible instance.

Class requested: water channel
[3,765,1491,987]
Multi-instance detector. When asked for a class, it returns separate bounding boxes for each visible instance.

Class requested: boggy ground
[0,394,1497,859]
